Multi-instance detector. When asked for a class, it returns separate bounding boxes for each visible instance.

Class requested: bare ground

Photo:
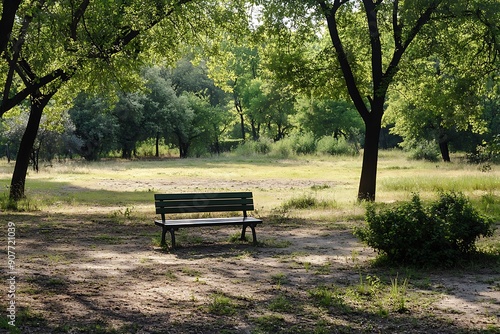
[3,205,499,334]
[0,173,498,333]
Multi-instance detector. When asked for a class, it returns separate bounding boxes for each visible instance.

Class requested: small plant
[268,293,293,312]
[354,192,495,266]
[271,273,288,288]
[390,275,409,313]
[282,194,335,210]
[308,285,345,309]
[207,292,236,315]
[181,267,202,277]
[254,314,286,332]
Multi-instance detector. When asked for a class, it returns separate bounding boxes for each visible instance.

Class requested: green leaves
[355,192,495,266]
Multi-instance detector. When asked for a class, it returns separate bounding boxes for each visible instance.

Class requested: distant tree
[69,95,118,161]
[140,67,178,157]
[298,98,363,141]
[113,93,145,159]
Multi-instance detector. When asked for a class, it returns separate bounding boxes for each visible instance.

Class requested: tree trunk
[9,93,51,201]
[239,112,245,142]
[439,141,451,162]
[6,143,10,163]
[439,133,451,162]
[234,98,245,141]
[155,131,160,157]
[179,142,189,158]
[357,116,382,202]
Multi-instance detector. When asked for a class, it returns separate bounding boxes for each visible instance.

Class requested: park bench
[154,192,262,248]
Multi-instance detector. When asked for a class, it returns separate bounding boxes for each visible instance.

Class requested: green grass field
[1,151,499,218]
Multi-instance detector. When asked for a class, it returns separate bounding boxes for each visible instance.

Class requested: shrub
[317,136,354,155]
[407,140,440,162]
[466,135,500,164]
[269,138,293,158]
[233,137,272,156]
[354,192,495,267]
[294,133,317,155]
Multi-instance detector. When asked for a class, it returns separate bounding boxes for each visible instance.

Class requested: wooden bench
[154,192,262,248]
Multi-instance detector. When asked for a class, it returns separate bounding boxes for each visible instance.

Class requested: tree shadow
[1,210,498,333]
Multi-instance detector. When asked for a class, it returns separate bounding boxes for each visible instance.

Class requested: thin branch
[70,0,90,41]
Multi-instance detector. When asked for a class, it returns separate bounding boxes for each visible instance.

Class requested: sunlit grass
[0,152,498,221]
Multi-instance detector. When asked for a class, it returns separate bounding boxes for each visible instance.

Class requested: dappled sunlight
[1,155,499,332]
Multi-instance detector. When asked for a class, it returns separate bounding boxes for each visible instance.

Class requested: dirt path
[4,206,499,333]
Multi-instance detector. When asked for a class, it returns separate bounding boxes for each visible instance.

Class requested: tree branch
[70,0,90,41]
[318,0,370,120]
[0,0,22,56]
[362,0,383,103]
[392,0,403,51]
[381,1,442,104]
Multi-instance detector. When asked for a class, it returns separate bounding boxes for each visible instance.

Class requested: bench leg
[160,226,177,249]
[241,224,258,245]
[161,226,168,246]
[169,228,176,249]
[240,225,247,241]
[250,224,257,245]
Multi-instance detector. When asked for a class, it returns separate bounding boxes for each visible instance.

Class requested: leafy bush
[316,136,354,156]
[294,133,317,155]
[407,140,440,162]
[354,192,495,266]
[233,137,272,156]
[270,138,293,158]
[466,135,500,164]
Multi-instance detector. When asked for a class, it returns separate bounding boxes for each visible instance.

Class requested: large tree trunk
[179,142,189,158]
[439,133,451,162]
[358,115,382,201]
[9,92,51,201]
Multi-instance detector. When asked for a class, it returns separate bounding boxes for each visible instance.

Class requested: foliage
[406,139,441,162]
[298,99,363,140]
[293,132,317,155]
[68,95,118,161]
[355,192,495,267]
[316,136,356,156]
[467,135,500,164]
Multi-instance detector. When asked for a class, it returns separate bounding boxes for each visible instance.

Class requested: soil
[2,177,499,333]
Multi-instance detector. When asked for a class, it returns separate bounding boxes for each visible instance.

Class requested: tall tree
[0,0,249,201]
[256,0,499,200]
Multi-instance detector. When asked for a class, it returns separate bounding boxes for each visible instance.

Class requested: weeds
[207,293,237,316]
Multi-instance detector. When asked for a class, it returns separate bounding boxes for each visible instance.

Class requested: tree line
[0,0,498,202]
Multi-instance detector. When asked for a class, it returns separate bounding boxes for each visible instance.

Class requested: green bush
[270,138,293,158]
[354,192,495,266]
[233,137,273,156]
[466,135,500,164]
[407,140,440,162]
[294,133,317,155]
[316,136,354,155]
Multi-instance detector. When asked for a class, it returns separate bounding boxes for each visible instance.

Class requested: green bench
[154,192,262,248]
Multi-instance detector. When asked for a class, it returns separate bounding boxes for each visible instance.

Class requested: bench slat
[155,192,253,201]
[156,204,254,214]
[155,216,262,228]
[155,198,254,208]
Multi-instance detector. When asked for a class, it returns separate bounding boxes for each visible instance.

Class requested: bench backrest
[155,192,255,220]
